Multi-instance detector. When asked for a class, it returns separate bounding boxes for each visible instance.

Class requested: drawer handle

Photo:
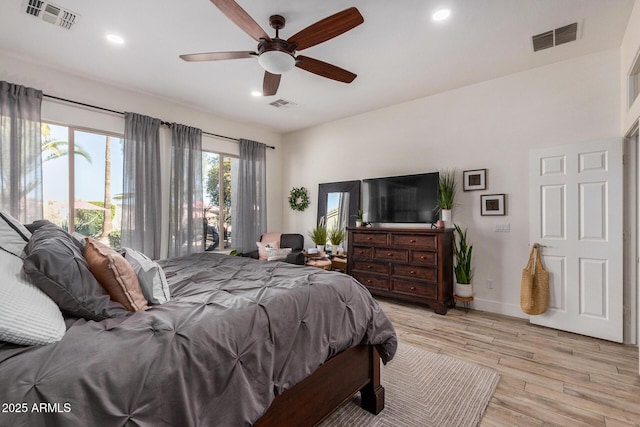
[366,237,372,241]
[387,252,393,256]
[420,256,426,260]
[366,280,372,284]
[410,270,416,275]
[410,286,416,291]
[367,265,373,269]
[410,239,416,243]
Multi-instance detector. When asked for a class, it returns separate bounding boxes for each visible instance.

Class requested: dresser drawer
[353,273,388,291]
[410,250,437,266]
[373,248,408,262]
[392,264,437,282]
[352,232,388,246]
[352,260,389,275]
[391,233,437,249]
[351,246,372,259]
[391,280,436,298]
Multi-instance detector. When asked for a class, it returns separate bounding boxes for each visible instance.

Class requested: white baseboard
[470,298,528,319]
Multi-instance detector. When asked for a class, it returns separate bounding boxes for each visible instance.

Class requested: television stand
[346,227,454,314]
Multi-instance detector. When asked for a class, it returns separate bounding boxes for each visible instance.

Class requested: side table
[453,295,474,313]
[330,256,347,272]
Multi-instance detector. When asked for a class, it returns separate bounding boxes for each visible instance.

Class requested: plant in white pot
[355,209,363,227]
[438,169,457,228]
[308,219,328,253]
[453,224,473,297]
[328,226,346,255]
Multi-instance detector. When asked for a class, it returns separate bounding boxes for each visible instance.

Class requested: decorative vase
[355,220,363,227]
[455,282,473,298]
[441,209,452,228]
[316,244,325,253]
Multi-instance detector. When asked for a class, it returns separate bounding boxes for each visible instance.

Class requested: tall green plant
[438,169,457,210]
[308,217,328,246]
[453,224,473,284]
[328,227,346,246]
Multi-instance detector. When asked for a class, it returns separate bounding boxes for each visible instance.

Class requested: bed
[0,221,397,427]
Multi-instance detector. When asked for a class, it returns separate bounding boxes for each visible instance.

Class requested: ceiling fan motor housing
[257,38,296,74]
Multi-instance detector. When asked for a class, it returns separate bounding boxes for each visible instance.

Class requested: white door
[529,139,623,342]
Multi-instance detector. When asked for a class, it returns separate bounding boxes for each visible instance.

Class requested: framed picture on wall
[463,169,486,191]
[481,194,506,216]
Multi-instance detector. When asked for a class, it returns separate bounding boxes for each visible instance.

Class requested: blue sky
[42,124,124,203]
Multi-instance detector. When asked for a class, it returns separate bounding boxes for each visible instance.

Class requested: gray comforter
[0,253,397,426]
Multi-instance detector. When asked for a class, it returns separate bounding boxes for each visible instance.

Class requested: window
[42,123,124,247]
[202,151,238,250]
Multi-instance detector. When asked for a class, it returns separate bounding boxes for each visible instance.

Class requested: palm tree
[102,136,112,239]
[41,123,92,163]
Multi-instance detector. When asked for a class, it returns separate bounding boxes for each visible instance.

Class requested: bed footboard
[254,345,384,426]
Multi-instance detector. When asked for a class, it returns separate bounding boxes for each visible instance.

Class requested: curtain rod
[43,93,275,149]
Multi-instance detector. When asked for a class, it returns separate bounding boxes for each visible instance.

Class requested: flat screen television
[363,172,440,224]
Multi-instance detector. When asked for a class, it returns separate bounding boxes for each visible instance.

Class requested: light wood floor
[376,298,640,427]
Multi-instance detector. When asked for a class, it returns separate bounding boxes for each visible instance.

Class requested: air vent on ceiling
[268,99,297,109]
[532,22,578,52]
[24,0,79,30]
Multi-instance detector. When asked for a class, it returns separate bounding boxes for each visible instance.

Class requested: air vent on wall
[268,99,297,109]
[532,22,578,52]
[24,0,79,30]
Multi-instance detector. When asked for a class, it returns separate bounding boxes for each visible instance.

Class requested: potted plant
[355,209,363,227]
[328,226,346,254]
[438,169,457,227]
[453,224,473,297]
[308,220,328,252]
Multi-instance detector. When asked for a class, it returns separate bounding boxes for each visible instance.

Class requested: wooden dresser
[347,227,453,314]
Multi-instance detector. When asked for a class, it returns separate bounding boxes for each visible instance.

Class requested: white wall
[0,51,286,251]
[282,48,622,320]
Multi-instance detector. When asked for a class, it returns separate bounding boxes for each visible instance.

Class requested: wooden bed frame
[254,345,384,426]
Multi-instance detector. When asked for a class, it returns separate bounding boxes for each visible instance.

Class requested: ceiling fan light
[258,50,295,74]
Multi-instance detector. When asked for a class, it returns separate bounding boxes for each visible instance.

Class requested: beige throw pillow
[84,238,149,312]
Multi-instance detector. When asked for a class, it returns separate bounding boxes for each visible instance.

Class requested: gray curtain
[121,112,162,259]
[168,123,203,257]
[233,139,267,253]
[0,81,43,222]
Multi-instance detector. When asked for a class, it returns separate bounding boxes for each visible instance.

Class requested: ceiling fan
[180,0,364,96]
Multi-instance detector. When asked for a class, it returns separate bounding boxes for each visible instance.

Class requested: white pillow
[266,247,292,261]
[0,209,32,257]
[256,241,279,260]
[0,250,66,345]
[121,247,170,304]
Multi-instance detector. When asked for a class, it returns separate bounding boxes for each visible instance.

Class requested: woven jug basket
[520,243,550,315]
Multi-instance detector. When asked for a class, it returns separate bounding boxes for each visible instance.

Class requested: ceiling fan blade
[263,71,281,96]
[295,56,356,83]
[180,51,256,62]
[287,7,364,51]
[210,0,271,42]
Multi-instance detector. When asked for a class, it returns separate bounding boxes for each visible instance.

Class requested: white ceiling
[0,0,635,133]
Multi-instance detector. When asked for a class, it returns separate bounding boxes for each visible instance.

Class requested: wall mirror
[317,181,361,248]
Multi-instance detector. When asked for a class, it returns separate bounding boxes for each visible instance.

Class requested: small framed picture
[481,194,506,216]
[463,169,487,191]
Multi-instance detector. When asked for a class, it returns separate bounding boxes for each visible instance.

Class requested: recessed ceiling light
[432,9,451,21]
[106,34,125,45]
[251,90,263,97]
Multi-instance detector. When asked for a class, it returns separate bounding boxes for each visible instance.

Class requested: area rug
[320,343,500,427]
